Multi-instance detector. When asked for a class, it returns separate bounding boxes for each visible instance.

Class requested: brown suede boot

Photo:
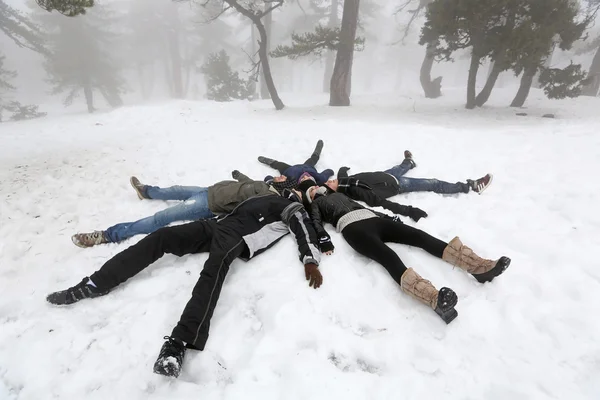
[400,268,458,324]
[443,237,511,283]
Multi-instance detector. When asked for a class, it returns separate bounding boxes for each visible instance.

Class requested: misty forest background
[2,0,600,121]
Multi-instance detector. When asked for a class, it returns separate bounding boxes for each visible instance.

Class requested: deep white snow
[1,89,600,400]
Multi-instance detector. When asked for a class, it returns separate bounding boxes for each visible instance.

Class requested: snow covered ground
[1,89,600,400]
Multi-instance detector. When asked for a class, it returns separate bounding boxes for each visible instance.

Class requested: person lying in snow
[328,150,492,200]
[258,139,334,186]
[48,192,329,378]
[71,171,295,248]
[294,179,511,324]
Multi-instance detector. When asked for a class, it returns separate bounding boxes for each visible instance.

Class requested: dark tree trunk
[323,0,339,93]
[256,18,284,109]
[582,44,600,97]
[475,62,502,107]
[466,51,480,109]
[249,26,258,98]
[260,8,273,99]
[420,42,442,98]
[329,0,359,107]
[83,84,94,113]
[510,65,537,107]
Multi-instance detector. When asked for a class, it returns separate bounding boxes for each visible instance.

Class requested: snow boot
[442,237,511,283]
[71,231,109,248]
[312,139,324,158]
[400,268,458,324]
[153,336,186,378]
[130,176,149,200]
[404,150,417,168]
[258,156,276,166]
[467,173,493,194]
[46,277,109,305]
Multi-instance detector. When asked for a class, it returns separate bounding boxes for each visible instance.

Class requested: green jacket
[207,172,278,215]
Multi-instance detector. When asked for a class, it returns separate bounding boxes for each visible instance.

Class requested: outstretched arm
[281,202,323,288]
[349,187,427,222]
[310,202,334,254]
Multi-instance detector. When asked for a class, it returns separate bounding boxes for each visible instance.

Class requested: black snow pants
[341,218,448,282]
[270,153,319,174]
[89,219,247,350]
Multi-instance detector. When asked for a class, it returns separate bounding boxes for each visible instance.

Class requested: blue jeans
[384,161,469,195]
[105,185,215,243]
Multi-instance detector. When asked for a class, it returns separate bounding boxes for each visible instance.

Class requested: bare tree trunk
[256,19,284,109]
[83,84,94,113]
[582,44,600,97]
[466,51,480,109]
[510,65,537,107]
[475,62,502,107]
[249,25,258,98]
[330,0,359,107]
[420,42,442,98]
[323,0,339,93]
[260,8,273,99]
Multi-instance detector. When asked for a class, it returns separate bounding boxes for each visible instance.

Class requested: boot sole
[435,287,458,324]
[130,177,145,200]
[153,361,181,378]
[473,256,511,283]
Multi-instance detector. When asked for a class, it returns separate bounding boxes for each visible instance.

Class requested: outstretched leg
[154,228,247,377]
[397,177,470,194]
[130,176,207,201]
[258,156,292,174]
[48,221,215,305]
[303,139,324,167]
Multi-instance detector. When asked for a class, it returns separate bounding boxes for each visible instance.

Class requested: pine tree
[37,5,125,113]
[35,0,93,17]
[200,50,252,102]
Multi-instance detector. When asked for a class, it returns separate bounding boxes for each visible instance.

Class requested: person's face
[326,179,339,191]
[274,175,287,183]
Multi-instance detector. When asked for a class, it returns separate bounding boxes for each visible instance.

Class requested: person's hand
[408,207,428,222]
[232,170,241,180]
[304,263,323,289]
[319,236,334,254]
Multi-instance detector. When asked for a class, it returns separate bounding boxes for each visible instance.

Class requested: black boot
[258,156,276,166]
[312,139,324,158]
[434,287,458,324]
[153,336,186,378]
[46,277,109,305]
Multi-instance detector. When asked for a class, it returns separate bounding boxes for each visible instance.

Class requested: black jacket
[218,193,322,265]
[337,167,412,216]
[310,192,391,240]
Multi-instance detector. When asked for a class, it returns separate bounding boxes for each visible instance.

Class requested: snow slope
[1,89,600,400]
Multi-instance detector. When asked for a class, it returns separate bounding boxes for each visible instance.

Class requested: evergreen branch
[271,25,365,59]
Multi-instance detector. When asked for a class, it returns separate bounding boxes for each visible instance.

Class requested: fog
[1,0,598,115]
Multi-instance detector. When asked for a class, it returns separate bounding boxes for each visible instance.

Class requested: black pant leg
[170,228,246,350]
[342,220,408,282]
[378,218,447,258]
[90,221,215,291]
[303,153,319,167]
[271,161,292,174]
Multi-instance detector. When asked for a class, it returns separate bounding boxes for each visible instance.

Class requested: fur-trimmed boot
[443,237,511,283]
[400,268,458,324]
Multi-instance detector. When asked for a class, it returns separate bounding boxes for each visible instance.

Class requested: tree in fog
[200,50,252,101]
[0,1,46,121]
[35,0,93,17]
[580,36,600,96]
[37,6,125,113]
[329,0,359,106]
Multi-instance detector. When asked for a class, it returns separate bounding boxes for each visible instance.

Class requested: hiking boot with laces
[153,336,186,378]
[130,176,149,200]
[403,149,417,168]
[71,231,109,248]
[467,173,493,194]
[46,277,109,305]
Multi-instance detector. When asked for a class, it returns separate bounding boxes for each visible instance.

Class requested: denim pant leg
[397,177,469,194]
[384,159,414,180]
[145,185,207,201]
[105,189,215,242]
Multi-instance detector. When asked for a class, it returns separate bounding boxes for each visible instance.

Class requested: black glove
[408,206,428,222]
[318,235,335,253]
[304,263,323,289]
[391,215,404,223]
[232,170,241,180]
